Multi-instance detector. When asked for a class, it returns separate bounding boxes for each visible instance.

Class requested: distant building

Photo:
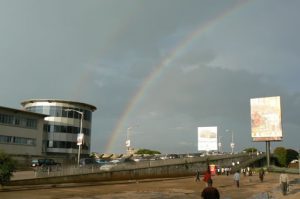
[0,106,46,156]
[21,99,97,160]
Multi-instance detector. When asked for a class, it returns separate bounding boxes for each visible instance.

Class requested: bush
[286,148,298,165]
[135,149,161,155]
[273,147,287,167]
[0,150,16,186]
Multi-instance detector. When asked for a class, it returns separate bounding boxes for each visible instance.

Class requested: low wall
[8,154,265,186]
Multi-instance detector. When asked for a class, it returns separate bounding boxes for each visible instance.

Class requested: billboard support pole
[298,147,300,175]
[266,141,270,168]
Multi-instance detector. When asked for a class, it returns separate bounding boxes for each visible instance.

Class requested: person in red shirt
[203,168,212,187]
[201,178,220,199]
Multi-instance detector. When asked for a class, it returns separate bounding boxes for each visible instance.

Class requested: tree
[135,149,161,155]
[286,148,298,165]
[0,150,16,187]
[273,147,287,167]
[89,152,99,159]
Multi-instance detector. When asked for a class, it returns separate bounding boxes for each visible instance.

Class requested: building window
[26,119,37,128]
[14,117,20,125]
[0,135,35,146]
[44,124,90,135]
[47,141,89,150]
[0,114,13,125]
[0,114,38,129]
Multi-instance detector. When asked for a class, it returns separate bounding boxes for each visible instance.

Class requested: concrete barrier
[8,153,265,186]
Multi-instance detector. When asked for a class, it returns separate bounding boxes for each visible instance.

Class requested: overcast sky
[1,0,299,154]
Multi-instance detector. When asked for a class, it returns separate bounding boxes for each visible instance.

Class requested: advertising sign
[250,96,282,141]
[77,133,84,145]
[125,139,131,147]
[198,126,218,151]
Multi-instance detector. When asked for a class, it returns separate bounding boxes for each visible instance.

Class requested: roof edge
[21,99,97,111]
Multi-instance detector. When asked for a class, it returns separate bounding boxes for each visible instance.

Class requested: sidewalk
[3,171,300,199]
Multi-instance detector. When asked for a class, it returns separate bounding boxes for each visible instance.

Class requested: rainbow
[105,1,252,153]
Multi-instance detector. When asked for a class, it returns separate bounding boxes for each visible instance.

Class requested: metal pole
[65,109,84,166]
[126,125,138,154]
[77,145,81,165]
[218,136,222,153]
[231,131,234,154]
[266,141,270,168]
[126,127,131,153]
[77,112,83,165]
[298,146,300,175]
[226,129,234,154]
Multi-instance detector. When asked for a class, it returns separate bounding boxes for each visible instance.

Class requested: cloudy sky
[1,0,299,154]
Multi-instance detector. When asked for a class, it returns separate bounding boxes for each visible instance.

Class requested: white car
[110,159,121,164]
[99,164,116,171]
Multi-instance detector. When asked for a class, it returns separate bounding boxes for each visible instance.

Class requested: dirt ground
[1,172,300,199]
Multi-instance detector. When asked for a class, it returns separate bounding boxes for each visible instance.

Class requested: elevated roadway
[9,153,266,186]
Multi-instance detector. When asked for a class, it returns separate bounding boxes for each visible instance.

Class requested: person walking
[201,178,220,199]
[279,173,289,195]
[225,167,229,176]
[203,168,212,187]
[233,170,240,188]
[259,168,265,182]
[195,169,201,182]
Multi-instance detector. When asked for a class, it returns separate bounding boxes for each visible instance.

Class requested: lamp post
[126,127,132,153]
[65,109,84,166]
[218,136,222,153]
[298,146,300,175]
[226,129,234,154]
[126,125,138,154]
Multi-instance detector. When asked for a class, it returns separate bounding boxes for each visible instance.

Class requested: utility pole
[64,109,84,166]
[218,136,222,153]
[226,129,234,154]
[298,146,300,175]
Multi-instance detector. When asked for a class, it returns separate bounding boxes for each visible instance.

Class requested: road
[1,171,300,199]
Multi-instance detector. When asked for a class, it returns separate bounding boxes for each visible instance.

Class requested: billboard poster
[198,126,218,151]
[125,139,131,147]
[77,133,84,145]
[250,96,282,141]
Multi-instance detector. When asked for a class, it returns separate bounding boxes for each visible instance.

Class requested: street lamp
[126,125,138,154]
[298,146,300,175]
[65,109,84,165]
[126,127,132,152]
[218,136,222,153]
[226,129,235,154]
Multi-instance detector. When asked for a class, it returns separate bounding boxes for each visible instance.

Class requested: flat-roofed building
[0,106,46,156]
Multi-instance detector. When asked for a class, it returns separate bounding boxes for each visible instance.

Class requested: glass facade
[26,106,92,121]
[43,124,90,135]
[21,100,96,156]
[47,141,88,150]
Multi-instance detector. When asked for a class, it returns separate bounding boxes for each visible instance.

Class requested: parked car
[95,159,109,165]
[79,158,97,167]
[31,158,61,168]
[99,163,116,171]
[31,159,40,167]
[39,159,61,166]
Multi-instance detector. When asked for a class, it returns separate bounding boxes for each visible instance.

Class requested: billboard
[198,126,218,151]
[250,96,282,141]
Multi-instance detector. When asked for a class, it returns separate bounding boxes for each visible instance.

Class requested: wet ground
[1,171,300,199]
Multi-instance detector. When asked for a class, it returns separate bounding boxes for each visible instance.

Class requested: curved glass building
[21,99,97,158]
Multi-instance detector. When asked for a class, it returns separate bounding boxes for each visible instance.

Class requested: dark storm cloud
[0,0,299,153]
